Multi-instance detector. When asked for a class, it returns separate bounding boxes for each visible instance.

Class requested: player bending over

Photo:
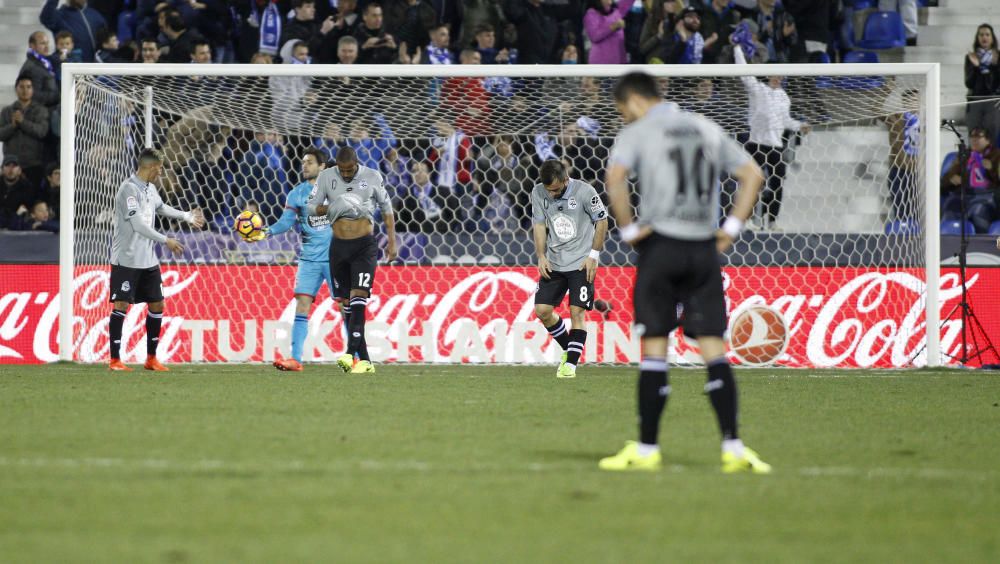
[599,72,770,474]
[261,148,332,372]
[531,159,608,378]
[308,146,397,374]
[109,148,205,371]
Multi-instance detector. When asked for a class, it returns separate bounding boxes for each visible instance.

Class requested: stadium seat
[815,52,834,89]
[940,151,957,178]
[989,221,1000,236]
[884,219,919,235]
[843,51,880,64]
[857,11,907,49]
[847,0,877,8]
[940,219,975,236]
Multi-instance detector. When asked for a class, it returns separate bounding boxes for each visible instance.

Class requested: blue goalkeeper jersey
[269,181,332,262]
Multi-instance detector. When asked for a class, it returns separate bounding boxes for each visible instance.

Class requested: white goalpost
[58,62,941,368]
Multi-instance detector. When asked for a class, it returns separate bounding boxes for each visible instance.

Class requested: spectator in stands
[753,0,799,63]
[270,40,315,132]
[394,160,449,232]
[382,147,412,194]
[161,11,204,63]
[337,36,360,64]
[441,50,491,135]
[554,44,574,64]
[429,119,476,228]
[882,89,920,222]
[346,114,397,171]
[459,0,508,50]
[281,0,336,59]
[12,201,59,233]
[476,134,532,227]
[140,37,160,63]
[0,156,35,227]
[314,122,345,162]
[691,0,737,63]
[234,132,289,223]
[584,0,636,64]
[355,3,398,64]
[0,77,50,189]
[94,28,129,63]
[250,52,273,64]
[734,44,809,230]
[878,0,917,46]
[20,32,60,109]
[503,0,561,64]
[783,0,832,63]
[191,40,212,64]
[659,6,711,64]
[40,163,60,218]
[49,31,83,82]
[40,0,108,62]
[965,24,1000,142]
[316,0,360,63]
[474,24,512,64]
[422,24,455,64]
[942,127,1000,234]
[719,18,766,63]
[638,0,684,63]
[385,0,437,64]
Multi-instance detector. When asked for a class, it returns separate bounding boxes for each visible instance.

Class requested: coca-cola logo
[0,266,995,367]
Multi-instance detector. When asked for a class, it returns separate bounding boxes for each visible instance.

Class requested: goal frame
[57,62,941,366]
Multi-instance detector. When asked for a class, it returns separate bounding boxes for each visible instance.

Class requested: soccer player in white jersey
[531,159,608,378]
[108,148,205,371]
[307,146,397,374]
[599,72,771,474]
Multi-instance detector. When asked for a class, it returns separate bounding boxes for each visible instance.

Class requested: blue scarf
[28,48,55,76]
[427,44,452,64]
[679,32,704,64]
[259,1,282,55]
[730,21,757,61]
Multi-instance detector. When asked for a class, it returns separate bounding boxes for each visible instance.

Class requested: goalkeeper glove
[248,227,270,242]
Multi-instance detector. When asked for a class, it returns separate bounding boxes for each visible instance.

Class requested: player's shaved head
[335,146,359,181]
[613,72,660,103]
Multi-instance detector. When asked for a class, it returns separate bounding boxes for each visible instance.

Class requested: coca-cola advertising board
[1,265,998,367]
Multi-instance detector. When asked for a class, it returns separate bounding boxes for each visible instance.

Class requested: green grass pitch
[1,364,999,563]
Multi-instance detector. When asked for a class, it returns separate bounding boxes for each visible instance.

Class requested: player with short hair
[532,159,608,378]
[266,147,332,372]
[108,148,205,371]
[308,146,397,373]
[599,72,770,473]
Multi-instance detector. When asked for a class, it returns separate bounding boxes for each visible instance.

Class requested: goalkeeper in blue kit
[255,148,334,371]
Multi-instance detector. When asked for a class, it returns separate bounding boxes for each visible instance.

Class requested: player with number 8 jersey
[531,159,609,379]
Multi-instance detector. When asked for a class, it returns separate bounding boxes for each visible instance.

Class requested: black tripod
[939,121,998,366]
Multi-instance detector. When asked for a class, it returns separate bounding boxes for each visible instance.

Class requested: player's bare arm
[383,211,398,261]
[715,159,764,253]
[533,223,552,279]
[606,163,652,246]
[581,218,608,283]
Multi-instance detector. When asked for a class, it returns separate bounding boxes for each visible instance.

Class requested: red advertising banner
[1,265,998,367]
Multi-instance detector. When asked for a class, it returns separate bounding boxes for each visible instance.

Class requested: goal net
[59,63,942,368]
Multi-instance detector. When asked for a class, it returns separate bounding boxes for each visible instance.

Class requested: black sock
[565,329,586,366]
[347,296,368,357]
[545,318,570,350]
[638,357,670,445]
[146,311,163,358]
[109,310,126,360]
[706,359,739,440]
[341,303,369,360]
[341,303,351,346]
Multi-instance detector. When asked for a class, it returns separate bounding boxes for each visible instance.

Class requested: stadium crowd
[2,0,999,238]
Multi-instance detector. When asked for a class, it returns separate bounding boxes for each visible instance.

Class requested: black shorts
[330,234,378,299]
[535,269,595,310]
[109,265,164,304]
[633,234,726,338]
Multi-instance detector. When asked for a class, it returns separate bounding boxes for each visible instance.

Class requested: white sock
[722,438,745,457]
[637,442,660,457]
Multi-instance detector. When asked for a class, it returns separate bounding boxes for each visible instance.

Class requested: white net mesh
[66,66,932,367]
